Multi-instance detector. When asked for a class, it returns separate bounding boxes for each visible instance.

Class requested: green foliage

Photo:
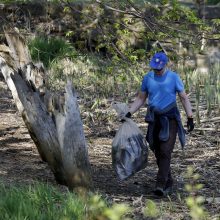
[0,183,85,220]
[49,51,144,98]
[143,199,160,218]
[0,183,132,220]
[184,167,208,220]
[28,36,76,68]
[97,0,208,54]
[158,1,206,43]
[212,19,220,26]
[88,195,131,220]
[3,0,217,63]
[47,50,146,126]
[180,63,220,119]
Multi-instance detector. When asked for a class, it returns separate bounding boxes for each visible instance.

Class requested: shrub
[28,36,76,68]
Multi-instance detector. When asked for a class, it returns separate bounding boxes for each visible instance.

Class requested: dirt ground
[0,76,219,219]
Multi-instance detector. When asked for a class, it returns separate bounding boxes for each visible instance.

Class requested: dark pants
[153,118,177,189]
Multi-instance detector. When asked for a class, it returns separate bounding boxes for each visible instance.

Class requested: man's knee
[160,148,172,160]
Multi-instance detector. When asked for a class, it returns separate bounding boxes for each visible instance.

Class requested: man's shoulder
[167,69,179,78]
[144,71,154,78]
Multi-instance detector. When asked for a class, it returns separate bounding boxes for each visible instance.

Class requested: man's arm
[129,91,148,115]
[178,91,193,117]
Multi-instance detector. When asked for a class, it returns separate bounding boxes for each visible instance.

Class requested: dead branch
[200,117,220,123]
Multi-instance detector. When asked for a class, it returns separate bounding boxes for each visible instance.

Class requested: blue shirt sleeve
[141,75,148,93]
[175,74,184,93]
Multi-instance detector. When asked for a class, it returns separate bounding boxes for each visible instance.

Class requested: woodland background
[0,0,219,219]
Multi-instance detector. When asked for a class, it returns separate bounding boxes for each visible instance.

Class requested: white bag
[112,103,148,180]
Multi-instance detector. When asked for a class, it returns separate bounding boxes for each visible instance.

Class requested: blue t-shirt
[141,69,184,110]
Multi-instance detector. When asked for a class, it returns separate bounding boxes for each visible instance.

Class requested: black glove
[120,112,131,122]
[187,117,194,132]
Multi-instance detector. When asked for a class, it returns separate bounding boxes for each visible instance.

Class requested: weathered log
[55,81,92,190]
[0,29,93,190]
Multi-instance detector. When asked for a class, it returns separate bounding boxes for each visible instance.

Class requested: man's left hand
[187,117,194,132]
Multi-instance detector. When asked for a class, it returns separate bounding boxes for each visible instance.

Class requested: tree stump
[0,29,92,191]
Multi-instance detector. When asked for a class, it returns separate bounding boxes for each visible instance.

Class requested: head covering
[150,52,168,70]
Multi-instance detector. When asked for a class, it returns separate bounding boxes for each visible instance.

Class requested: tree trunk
[55,81,92,190]
[195,0,206,52]
[0,29,92,190]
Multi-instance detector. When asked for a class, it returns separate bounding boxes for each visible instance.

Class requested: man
[125,52,194,196]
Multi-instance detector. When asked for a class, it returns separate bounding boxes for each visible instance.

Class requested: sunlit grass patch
[0,183,85,220]
[0,182,133,220]
[28,36,76,68]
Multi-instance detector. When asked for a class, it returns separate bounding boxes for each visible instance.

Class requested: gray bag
[112,103,148,180]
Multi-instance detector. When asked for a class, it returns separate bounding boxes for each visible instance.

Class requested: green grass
[0,182,133,220]
[180,63,220,118]
[0,183,85,220]
[28,36,76,68]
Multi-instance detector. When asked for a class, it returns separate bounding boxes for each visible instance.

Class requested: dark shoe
[153,187,165,196]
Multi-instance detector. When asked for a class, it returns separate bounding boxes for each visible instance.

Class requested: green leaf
[186,197,195,207]
[195,184,204,190]
[63,6,71,13]
[104,204,131,220]
[185,184,193,192]
[143,200,159,218]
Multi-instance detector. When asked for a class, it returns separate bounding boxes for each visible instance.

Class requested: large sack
[112,103,148,180]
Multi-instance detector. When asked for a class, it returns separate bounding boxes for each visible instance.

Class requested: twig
[194,127,220,132]
[200,117,220,123]
[95,0,142,18]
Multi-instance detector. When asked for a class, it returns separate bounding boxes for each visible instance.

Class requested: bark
[55,81,92,190]
[4,29,31,69]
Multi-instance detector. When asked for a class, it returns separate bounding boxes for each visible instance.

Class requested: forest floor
[0,76,219,220]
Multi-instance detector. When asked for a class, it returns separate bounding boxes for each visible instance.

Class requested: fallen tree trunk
[0,29,92,190]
